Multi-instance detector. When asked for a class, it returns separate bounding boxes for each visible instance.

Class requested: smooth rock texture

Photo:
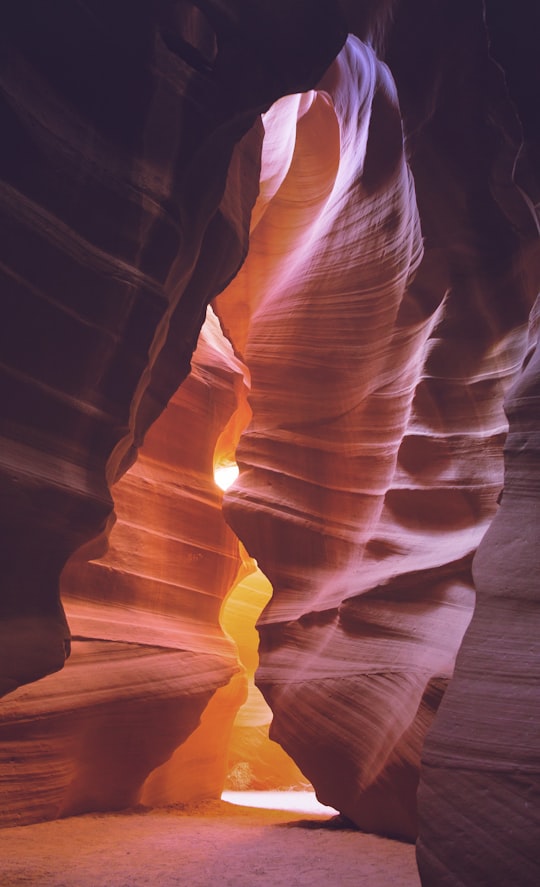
[0,311,248,825]
[0,3,539,885]
[216,7,538,842]
[416,297,540,887]
[221,562,308,791]
[0,0,345,695]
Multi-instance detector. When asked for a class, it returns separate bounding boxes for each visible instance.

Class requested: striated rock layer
[0,0,346,697]
[0,311,248,825]
[417,296,540,886]
[218,10,537,840]
[0,2,539,875]
[397,4,540,881]
[218,35,446,839]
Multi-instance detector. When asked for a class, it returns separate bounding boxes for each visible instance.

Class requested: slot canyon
[0,2,539,885]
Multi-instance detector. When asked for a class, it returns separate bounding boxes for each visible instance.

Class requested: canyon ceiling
[0,2,539,885]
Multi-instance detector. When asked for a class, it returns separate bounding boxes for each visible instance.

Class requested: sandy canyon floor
[0,793,421,886]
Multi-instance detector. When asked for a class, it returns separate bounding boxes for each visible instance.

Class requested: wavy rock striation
[217,36,439,839]
[417,296,540,886]
[0,2,538,873]
[218,13,537,840]
[0,0,346,697]
[394,4,540,880]
[0,311,248,825]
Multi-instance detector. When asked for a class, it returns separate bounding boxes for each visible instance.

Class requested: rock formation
[0,310,245,824]
[217,9,536,840]
[417,297,540,886]
[222,561,309,791]
[0,2,539,885]
[0,0,345,697]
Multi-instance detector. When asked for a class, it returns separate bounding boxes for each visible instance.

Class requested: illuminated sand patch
[222,790,338,816]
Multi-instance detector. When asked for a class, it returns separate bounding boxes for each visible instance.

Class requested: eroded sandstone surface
[216,15,537,842]
[0,0,344,696]
[417,296,540,887]
[1,3,539,886]
[0,311,245,823]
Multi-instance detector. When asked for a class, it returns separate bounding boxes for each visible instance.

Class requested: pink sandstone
[0,4,538,885]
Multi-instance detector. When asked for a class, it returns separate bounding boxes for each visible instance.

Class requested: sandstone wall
[0,0,345,696]
[216,15,536,839]
[0,4,539,883]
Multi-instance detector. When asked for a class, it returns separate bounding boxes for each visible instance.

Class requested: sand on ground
[0,794,421,887]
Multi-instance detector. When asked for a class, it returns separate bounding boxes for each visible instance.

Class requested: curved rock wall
[0,0,345,697]
[0,310,247,825]
[392,3,540,881]
[222,560,309,791]
[217,36,444,839]
[417,296,540,886]
[0,3,538,880]
[217,8,537,841]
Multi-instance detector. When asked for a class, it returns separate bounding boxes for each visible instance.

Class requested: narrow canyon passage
[219,557,309,793]
[1,4,539,886]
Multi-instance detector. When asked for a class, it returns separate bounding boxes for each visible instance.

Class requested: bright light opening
[214,462,239,491]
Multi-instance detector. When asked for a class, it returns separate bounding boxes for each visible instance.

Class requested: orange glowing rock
[0,311,250,825]
[221,560,308,790]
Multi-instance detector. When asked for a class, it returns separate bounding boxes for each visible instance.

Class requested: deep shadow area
[277,814,359,831]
